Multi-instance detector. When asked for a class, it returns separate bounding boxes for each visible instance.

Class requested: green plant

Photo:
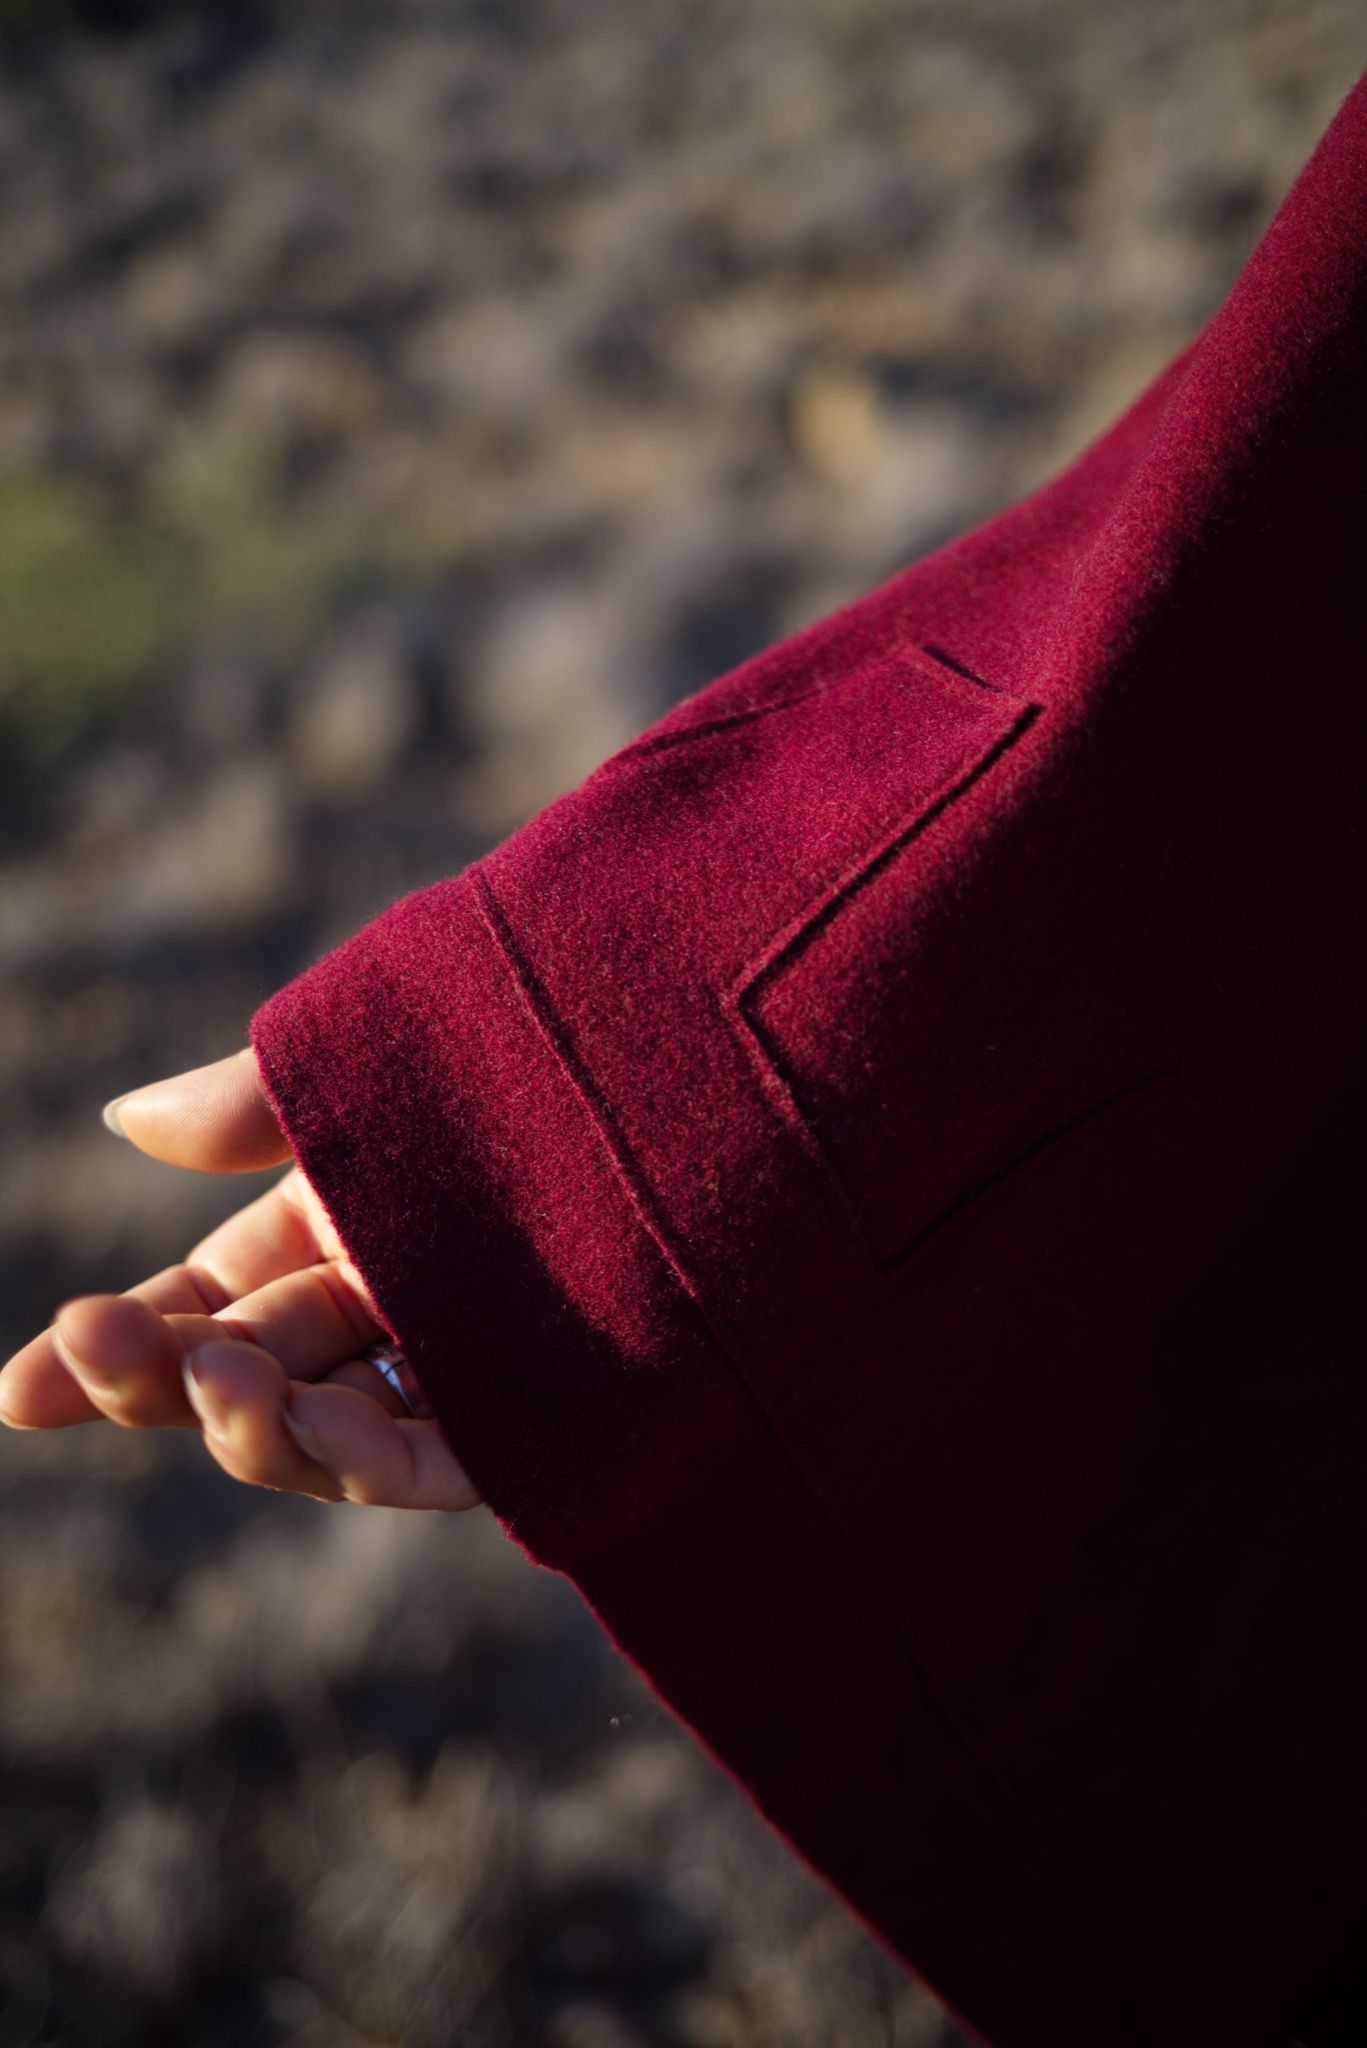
[0,473,183,766]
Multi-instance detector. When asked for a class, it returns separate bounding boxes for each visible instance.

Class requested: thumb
[103,1046,291,1173]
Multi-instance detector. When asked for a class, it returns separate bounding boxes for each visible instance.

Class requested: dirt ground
[0,3,1362,2041]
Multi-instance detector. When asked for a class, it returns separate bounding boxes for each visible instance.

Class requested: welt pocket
[718,652,1045,1271]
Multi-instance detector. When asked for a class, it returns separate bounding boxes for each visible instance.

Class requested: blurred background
[0,2,1361,2042]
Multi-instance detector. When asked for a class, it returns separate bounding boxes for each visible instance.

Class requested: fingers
[182,1339,344,1502]
[0,1232,374,1433]
[101,1174,353,1326]
[104,1047,290,1174]
[0,1324,105,1430]
[186,1340,479,1510]
[3,1245,385,1436]
[285,1379,481,1511]
[42,1286,404,1431]
[0,1281,207,1432]
[43,1295,197,1429]
[3,1034,477,1509]
[214,1260,381,1378]
[179,1170,349,1307]
[9,1298,478,1512]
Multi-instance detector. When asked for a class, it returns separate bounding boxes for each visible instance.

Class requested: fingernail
[282,1402,332,1473]
[182,1354,232,1440]
[101,1096,129,1138]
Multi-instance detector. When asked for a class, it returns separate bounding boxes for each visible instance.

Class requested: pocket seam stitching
[616,647,1024,764]
[722,699,1044,1269]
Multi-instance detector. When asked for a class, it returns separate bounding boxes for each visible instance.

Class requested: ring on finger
[364,1339,432,1420]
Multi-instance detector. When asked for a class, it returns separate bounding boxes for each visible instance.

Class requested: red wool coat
[251,71,1367,2048]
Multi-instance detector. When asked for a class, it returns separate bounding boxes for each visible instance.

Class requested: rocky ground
[0,3,1362,2043]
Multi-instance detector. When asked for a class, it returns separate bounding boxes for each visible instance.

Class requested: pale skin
[0,1048,481,1513]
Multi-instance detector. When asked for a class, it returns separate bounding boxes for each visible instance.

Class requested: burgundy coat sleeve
[250,73,1367,2048]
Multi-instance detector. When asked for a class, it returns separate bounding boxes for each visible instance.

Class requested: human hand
[0,1050,479,1511]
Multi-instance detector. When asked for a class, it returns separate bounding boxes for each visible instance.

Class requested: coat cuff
[248,860,1137,2048]
[249,863,716,1565]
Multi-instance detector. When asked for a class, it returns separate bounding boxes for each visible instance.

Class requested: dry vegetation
[0,2,1362,2041]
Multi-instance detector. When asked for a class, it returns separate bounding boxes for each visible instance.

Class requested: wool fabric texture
[252,73,1367,2048]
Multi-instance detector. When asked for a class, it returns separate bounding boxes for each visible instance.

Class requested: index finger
[0,1171,348,1432]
